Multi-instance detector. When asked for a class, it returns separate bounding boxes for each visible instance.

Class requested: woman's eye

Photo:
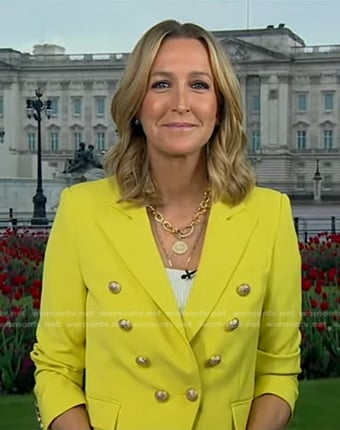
[151,81,170,89]
[192,81,210,90]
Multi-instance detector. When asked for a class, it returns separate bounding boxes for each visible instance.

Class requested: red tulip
[1,285,11,295]
[0,315,8,324]
[33,299,41,309]
[311,299,318,308]
[320,302,329,311]
[328,268,337,282]
[316,322,327,332]
[302,278,312,291]
[315,285,323,295]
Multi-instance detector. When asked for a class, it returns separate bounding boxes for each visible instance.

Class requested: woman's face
[139,37,218,158]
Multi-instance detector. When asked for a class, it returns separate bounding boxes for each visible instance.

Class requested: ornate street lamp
[313,159,322,202]
[313,159,322,181]
[26,88,51,225]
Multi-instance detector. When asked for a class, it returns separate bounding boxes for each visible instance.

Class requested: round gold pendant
[172,240,188,255]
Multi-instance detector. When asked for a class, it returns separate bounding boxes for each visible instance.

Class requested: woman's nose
[172,87,190,113]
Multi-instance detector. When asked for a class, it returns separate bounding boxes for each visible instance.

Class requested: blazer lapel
[95,200,187,340]
[182,199,259,342]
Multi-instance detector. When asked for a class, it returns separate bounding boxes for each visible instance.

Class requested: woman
[31,20,301,430]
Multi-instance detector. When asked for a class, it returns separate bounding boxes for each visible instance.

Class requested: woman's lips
[164,122,197,128]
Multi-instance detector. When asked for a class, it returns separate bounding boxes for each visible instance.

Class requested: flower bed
[0,229,48,393]
[299,232,340,379]
[0,229,339,393]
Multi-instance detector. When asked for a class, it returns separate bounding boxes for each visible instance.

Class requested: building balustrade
[9,148,75,156]
[290,148,340,154]
[21,52,129,65]
[291,44,340,55]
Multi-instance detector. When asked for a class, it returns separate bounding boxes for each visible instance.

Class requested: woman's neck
[150,152,209,208]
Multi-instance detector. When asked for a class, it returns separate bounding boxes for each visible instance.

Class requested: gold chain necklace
[154,215,206,269]
[147,189,211,255]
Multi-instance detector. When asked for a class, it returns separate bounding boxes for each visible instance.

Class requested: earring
[134,118,140,126]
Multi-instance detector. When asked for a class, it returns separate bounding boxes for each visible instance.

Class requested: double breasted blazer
[31,177,301,430]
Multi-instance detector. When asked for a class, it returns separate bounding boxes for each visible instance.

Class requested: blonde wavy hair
[105,19,255,205]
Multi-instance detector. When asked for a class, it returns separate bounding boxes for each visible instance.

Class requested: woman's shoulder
[250,185,283,200]
[69,176,118,197]
[245,185,290,213]
[62,176,120,209]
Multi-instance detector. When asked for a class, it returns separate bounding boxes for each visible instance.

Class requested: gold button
[136,356,150,367]
[118,319,132,331]
[186,388,199,401]
[155,390,169,402]
[237,283,251,296]
[108,281,121,294]
[225,317,239,331]
[35,402,43,430]
[207,355,222,367]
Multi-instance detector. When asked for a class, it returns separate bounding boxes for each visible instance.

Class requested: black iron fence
[0,217,53,230]
[294,216,340,242]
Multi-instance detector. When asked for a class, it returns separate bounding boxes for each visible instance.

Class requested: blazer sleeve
[31,187,87,430]
[254,193,302,412]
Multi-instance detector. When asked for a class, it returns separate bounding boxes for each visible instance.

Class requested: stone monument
[62,143,105,183]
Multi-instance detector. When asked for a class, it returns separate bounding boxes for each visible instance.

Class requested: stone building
[0,43,122,180]
[0,24,340,202]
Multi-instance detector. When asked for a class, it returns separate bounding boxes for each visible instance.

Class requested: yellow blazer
[31,177,301,430]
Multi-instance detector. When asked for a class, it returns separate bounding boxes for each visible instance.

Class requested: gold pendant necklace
[171,240,188,255]
[153,216,206,269]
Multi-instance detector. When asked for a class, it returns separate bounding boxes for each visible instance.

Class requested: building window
[251,129,261,151]
[322,174,332,190]
[0,97,3,116]
[28,132,36,151]
[296,130,306,150]
[269,89,278,100]
[96,132,105,151]
[95,97,105,116]
[50,132,59,151]
[74,132,82,147]
[297,94,307,112]
[296,174,305,190]
[50,98,59,116]
[251,95,260,113]
[323,162,332,168]
[72,97,82,115]
[323,129,333,149]
[324,92,334,112]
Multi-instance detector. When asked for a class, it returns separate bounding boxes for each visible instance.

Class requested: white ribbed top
[166,268,196,313]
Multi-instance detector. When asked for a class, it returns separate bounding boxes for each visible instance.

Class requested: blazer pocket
[87,394,121,430]
[231,398,252,430]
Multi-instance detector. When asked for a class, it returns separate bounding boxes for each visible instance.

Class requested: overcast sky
[1,0,339,54]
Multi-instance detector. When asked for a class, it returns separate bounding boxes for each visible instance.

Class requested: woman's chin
[156,143,204,158]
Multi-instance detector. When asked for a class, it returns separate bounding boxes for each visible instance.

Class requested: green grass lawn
[0,393,37,430]
[287,378,340,430]
[0,378,339,430]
